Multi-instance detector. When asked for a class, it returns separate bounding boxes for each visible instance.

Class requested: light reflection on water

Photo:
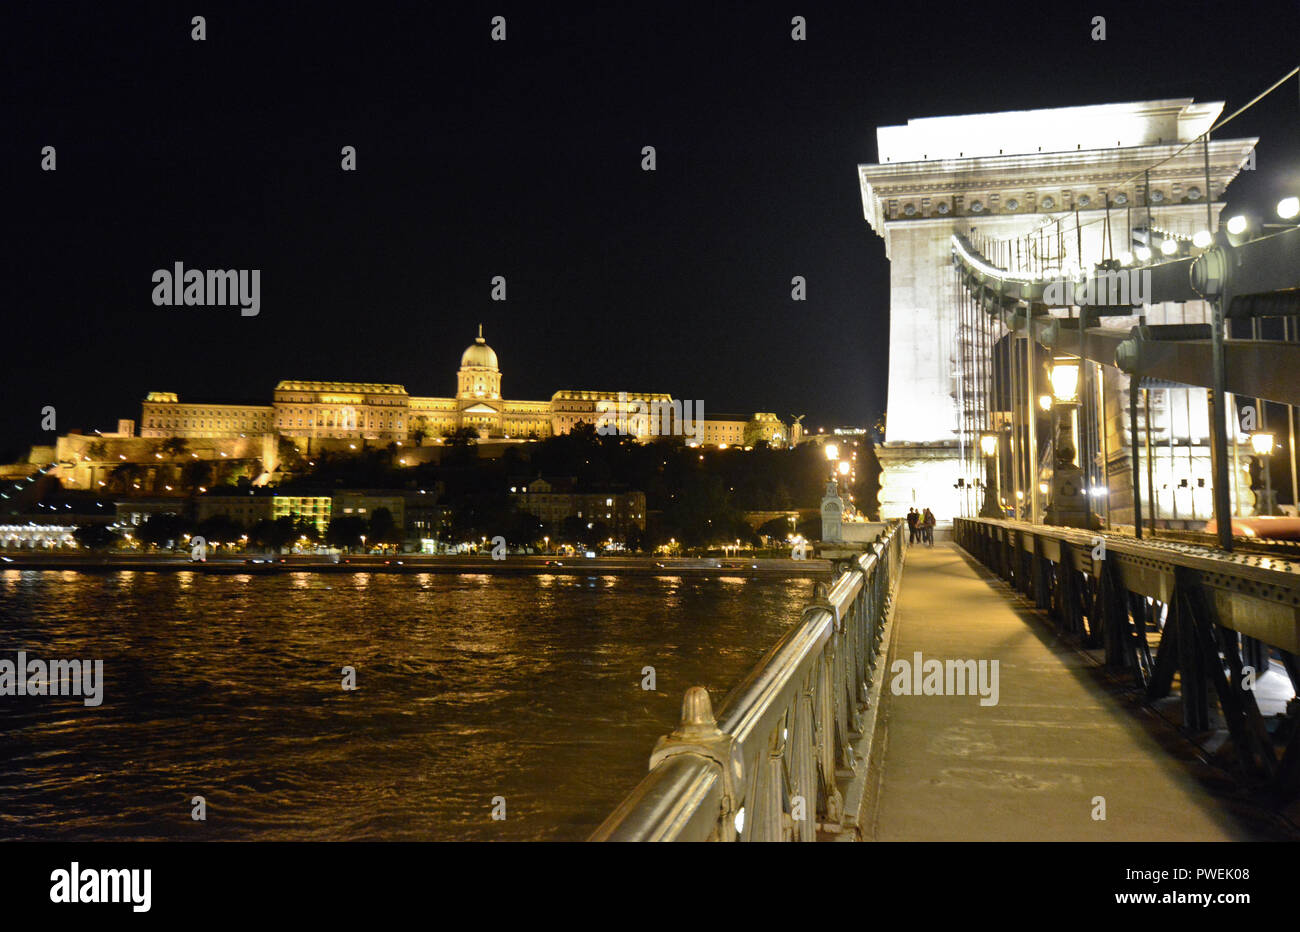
[0,570,813,841]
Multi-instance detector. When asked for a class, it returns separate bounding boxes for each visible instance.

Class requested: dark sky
[4,0,1299,459]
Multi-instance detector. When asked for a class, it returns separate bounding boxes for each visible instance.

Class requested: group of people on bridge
[906,507,935,546]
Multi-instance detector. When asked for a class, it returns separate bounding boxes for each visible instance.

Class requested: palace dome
[460,325,498,370]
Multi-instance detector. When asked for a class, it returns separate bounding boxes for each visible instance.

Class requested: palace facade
[135,326,790,447]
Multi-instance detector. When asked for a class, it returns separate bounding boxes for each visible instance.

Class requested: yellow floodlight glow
[979,433,997,457]
[1250,431,1275,456]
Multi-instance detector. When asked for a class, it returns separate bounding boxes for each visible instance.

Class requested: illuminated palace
[135,326,790,447]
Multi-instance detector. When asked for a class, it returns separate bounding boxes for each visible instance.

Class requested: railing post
[649,687,743,841]
[791,682,817,841]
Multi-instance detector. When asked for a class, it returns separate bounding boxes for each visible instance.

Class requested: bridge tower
[858,99,1256,525]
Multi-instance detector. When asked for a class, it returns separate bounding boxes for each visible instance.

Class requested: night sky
[5,0,1298,460]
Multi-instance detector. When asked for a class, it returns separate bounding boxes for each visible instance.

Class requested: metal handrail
[591,521,905,841]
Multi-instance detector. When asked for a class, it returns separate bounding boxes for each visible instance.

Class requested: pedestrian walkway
[864,542,1283,841]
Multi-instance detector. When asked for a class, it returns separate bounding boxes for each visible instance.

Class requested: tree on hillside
[443,427,479,446]
[73,524,120,550]
[758,516,795,542]
[196,514,245,547]
[249,516,301,552]
[138,513,190,550]
[367,507,401,547]
[180,459,213,493]
[108,462,147,495]
[557,515,589,546]
[504,510,544,549]
[326,515,367,552]
[159,436,189,459]
[277,436,305,472]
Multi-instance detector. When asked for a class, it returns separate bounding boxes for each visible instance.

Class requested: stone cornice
[859,137,1256,235]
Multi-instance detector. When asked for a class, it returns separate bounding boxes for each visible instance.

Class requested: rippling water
[0,569,813,841]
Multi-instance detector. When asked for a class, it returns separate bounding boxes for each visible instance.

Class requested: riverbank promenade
[863,542,1286,841]
[0,552,831,579]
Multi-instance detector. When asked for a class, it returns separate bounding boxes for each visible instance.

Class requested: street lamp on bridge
[1044,358,1100,529]
[1251,430,1276,516]
[978,433,1001,518]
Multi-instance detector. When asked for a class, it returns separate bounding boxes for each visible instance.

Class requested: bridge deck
[863,542,1286,841]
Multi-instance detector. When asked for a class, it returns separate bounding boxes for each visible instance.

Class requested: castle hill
[0,326,878,571]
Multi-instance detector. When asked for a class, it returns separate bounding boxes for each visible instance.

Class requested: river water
[0,569,813,841]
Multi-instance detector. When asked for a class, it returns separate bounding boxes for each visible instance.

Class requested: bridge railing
[952,516,1300,795]
[590,521,905,841]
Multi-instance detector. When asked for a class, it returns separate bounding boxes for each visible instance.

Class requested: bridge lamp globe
[1134,244,1152,262]
[824,442,839,461]
[1192,230,1213,248]
[1250,431,1275,456]
[1118,250,1134,266]
[1038,394,1052,412]
[1226,215,1248,236]
[1278,197,1300,221]
[1049,359,1080,403]
[979,433,998,458]
[1159,237,1179,256]
[837,461,851,476]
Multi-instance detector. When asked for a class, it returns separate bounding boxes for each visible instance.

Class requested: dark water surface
[0,569,812,841]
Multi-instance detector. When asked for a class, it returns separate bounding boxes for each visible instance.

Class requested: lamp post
[1044,358,1100,529]
[824,442,839,481]
[1251,431,1276,516]
[978,433,1001,517]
